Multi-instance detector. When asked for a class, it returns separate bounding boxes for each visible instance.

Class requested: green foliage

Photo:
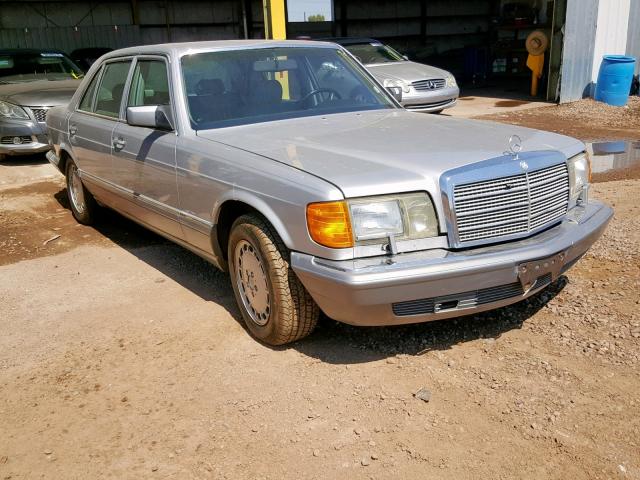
[307,13,325,22]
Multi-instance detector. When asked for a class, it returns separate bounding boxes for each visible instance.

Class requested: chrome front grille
[1,135,32,144]
[30,108,48,123]
[411,78,445,91]
[453,163,569,244]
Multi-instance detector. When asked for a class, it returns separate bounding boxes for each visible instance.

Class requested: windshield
[181,46,396,130]
[0,52,84,82]
[344,42,404,65]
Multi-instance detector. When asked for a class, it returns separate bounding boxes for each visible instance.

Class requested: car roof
[0,48,68,55]
[319,37,381,46]
[101,39,340,60]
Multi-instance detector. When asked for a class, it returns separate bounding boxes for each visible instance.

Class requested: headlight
[383,78,411,93]
[350,199,403,240]
[0,100,29,120]
[445,75,457,88]
[567,152,591,205]
[307,193,438,248]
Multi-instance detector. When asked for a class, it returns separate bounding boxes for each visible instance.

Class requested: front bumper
[402,86,459,112]
[292,201,613,326]
[0,119,49,156]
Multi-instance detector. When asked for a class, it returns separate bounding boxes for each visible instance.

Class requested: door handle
[113,137,126,150]
[69,124,77,136]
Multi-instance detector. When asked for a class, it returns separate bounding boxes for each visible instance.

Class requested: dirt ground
[476,97,640,142]
[1,158,640,479]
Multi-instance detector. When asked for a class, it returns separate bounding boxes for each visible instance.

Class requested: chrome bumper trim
[404,98,457,112]
[0,141,50,155]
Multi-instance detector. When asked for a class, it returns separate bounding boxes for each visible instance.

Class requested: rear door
[111,56,181,239]
[68,59,132,185]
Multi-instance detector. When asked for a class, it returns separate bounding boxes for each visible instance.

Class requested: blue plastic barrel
[594,55,636,106]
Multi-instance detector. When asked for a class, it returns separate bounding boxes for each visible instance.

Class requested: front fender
[212,188,297,250]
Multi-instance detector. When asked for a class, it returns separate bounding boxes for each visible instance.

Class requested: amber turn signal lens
[306,201,354,248]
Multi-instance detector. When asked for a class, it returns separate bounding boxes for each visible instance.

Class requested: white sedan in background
[327,37,459,113]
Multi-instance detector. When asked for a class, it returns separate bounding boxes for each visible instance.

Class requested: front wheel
[65,159,98,225]
[228,214,319,345]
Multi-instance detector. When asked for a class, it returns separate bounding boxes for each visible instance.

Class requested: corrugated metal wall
[591,0,630,82]
[0,0,263,52]
[333,0,492,54]
[627,0,640,74]
[0,26,142,51]
[559,0,599,103]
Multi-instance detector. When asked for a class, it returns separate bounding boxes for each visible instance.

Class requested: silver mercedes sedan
[47,40,611,345]
[327,37,459,113]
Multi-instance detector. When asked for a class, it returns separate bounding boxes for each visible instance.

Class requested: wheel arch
[57,144,77,175]
[212,194,296,268]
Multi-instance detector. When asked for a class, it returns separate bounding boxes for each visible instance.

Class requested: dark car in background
[0,49,82,160]
[70,47,113,72]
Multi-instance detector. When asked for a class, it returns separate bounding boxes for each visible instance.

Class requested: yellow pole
[263,0,289,99]
[263,0,286,40]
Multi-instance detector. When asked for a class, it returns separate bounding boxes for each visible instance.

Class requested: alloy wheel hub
[234,240,270,326]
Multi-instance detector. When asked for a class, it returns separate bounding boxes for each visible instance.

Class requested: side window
[78,67,102,112]
[94,61,132,118]
[128,60,170,107]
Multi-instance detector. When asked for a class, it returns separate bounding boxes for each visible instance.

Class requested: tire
[65,159,98,225]
[431,109,444,114]
[228,213,319,345]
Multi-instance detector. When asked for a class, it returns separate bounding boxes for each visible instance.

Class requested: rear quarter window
[78,67,102,112]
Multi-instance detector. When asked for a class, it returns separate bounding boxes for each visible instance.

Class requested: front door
[111,56,182,239]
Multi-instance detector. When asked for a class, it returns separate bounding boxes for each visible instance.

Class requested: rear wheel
[65,159,97,225]
[228,214,319,345]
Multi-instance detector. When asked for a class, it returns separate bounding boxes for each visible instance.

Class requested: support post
[263,0,286,39]
[340,0,347,37]
[240,0,253,39]
[420,0,427,44]
[131,0,140,25]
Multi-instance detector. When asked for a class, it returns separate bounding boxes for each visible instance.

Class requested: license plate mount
[518,250,567,293]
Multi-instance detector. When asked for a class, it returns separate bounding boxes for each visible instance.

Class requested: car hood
[365,61,451,83]
[0,79,81,107]
[197,109,584,198]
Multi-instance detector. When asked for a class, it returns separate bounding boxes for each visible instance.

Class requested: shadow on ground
[54,186,566,364]
[54,186,238,309]
[1,153,48,166]
[294,278,566,364]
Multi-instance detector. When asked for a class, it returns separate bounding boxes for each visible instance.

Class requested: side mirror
[386,86,403,103]
[402,55,409,61]
[126,105,174,131]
